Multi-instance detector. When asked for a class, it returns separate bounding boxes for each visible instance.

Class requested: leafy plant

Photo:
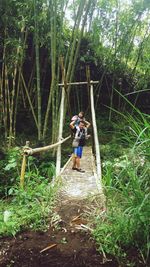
[93,113,150,265]
[0,173,58,237]
[0,147,21,196]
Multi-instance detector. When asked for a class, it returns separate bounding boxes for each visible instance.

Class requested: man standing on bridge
[70,119,90,172]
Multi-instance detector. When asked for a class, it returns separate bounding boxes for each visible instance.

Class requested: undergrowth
[93,112,150,266]
[0,148,57,237]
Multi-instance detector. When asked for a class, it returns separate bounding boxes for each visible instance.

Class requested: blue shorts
[73,146,83,158]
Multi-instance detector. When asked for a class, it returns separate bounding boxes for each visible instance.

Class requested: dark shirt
[72,126,86,147]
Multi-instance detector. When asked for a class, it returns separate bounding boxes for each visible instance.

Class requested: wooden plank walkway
[58,146,102,201]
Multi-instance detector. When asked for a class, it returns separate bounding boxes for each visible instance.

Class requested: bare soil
[0,200,146,267]
[0,200,118,267]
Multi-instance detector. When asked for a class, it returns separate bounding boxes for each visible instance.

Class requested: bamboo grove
[0,0,150,145]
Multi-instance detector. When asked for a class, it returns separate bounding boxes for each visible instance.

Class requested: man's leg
[72,147,84,172]
[76,157,80,169]
[76,147,85,172]
[72,155,77,169]
[72,148,78,169]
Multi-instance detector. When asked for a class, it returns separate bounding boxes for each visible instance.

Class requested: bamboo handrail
[58,81,99,86]
[23,135,71,156]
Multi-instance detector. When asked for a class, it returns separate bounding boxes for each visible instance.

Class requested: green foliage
[0,170,57,237]
[1,0,150,142]
[0,144,57,236]
[0,147,21,196]
[93,174,150,264]
[93,113,150,265]
[111,110,150,159]
[88,0,150,104]
[38,161,56,178]
[0,146,56,197]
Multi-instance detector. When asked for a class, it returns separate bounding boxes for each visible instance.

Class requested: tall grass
[93,111,150,266]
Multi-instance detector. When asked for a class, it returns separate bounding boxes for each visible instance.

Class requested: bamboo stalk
[51,1,57,144]
[69,0,93,86]
[9,40,21,147]
[13,27,28,138]
[34,0,42,141]
[13,70,21,139]
[42,86,53,139]
[2,30,8,139]
[65,0,86,82]
[21,73,38,128]
[0,37,6,130]
[21,82,26,108]
[43,1,57,140]
[6,66,10,141]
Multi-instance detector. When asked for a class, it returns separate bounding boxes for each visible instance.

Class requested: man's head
[79,121,85,129]
[78,111,84,119]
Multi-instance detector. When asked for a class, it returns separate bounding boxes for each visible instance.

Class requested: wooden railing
[23,135,71,156]
[90,82,102,189]
[21,135,71,188]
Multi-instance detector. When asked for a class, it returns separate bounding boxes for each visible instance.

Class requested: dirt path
[0,200,115,267]
[0,147,118,267]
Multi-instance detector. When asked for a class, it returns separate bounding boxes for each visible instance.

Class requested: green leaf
[4,162,17,171]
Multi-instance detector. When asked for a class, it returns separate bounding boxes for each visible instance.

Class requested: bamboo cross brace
[58,81,99,86]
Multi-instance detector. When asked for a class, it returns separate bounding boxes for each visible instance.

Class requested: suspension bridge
[21,80,103,202]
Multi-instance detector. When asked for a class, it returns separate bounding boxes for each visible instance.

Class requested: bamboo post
[55,57,66,177]
[20,141,30,188]
[56,86,65,176]
[90,82,102,189]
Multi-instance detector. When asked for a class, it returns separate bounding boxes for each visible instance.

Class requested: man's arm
[84,127,91,139]
[70,120,76,129]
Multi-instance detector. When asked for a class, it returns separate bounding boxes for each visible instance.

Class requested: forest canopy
[0,0,150,143]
